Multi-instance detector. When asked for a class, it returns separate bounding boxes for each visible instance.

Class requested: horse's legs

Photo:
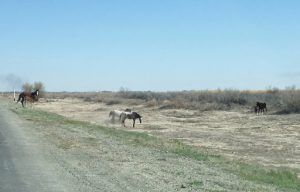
[121,118,126,127]
[133,119,135,128]
[112,114,115,123]
[120,113,127,127]
[30,101,34,109]
[21,98,25,107]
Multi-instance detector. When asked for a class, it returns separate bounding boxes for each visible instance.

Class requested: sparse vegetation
[22,82,33,92]
[43,88,300,114]
[237,164,300,190]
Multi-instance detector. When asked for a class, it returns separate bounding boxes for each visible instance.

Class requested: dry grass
[32,94,300,173]
[42,88,300,114]
[6,89,300,175]
[11,105,300,191]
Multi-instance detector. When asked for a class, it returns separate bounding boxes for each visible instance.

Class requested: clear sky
[0,0,300,92]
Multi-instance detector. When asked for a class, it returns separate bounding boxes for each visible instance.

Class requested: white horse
[109,109,132,123]
[109,110,123,123]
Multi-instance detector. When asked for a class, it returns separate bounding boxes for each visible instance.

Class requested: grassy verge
[11,107,300,191]
[238,164,300,190]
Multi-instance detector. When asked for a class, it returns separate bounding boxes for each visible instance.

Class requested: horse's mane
[132,111,142,118]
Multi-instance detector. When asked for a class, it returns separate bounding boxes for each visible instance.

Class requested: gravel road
[0,100,76,192]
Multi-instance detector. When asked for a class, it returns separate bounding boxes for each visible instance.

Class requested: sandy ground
[35,98,300,170]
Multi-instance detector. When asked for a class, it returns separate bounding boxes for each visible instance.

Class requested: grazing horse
[255,102,267,114]
[16,89,39,107]
[120,111,142,128]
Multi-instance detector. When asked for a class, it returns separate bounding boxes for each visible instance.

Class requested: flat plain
[35,97,300,171]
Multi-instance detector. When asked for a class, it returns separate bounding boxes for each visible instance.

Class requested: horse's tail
[133,112,142,123]
[109,111,112,117]
[119,112,125,123]
[16,93,22,103]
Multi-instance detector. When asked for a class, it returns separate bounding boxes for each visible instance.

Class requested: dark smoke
[0,74,24,91]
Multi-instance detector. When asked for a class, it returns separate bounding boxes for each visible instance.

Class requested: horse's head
[133,112,142,123]
[124,108,131,112]
[32,89,39,101]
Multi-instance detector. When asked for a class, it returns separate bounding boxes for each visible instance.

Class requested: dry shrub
[105,99,121,105]
[21,81,45,97]
[22,83,33,92]
[44,88,300,114]
[277,88,300,114]
[145,99,159,107]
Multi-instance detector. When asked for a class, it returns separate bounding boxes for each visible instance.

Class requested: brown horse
[255,102,267,114]
[120,111,142,128]
[16,89,39,107]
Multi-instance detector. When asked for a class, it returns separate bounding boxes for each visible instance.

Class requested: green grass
[238,164,300,190]
[188,180,203,187]
[11,107,300,191]
[11,107,65,123]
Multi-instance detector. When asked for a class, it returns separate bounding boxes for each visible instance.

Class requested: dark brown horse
[255,102,267,114]
[120,111,142,128]
[16,89,39,107]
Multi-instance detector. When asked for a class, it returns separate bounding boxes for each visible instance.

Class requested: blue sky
[0,0,300,91]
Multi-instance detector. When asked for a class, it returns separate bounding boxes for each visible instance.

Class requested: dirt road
[0,100,75,192]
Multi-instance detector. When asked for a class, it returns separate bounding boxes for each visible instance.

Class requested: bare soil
[35,98,300,171]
